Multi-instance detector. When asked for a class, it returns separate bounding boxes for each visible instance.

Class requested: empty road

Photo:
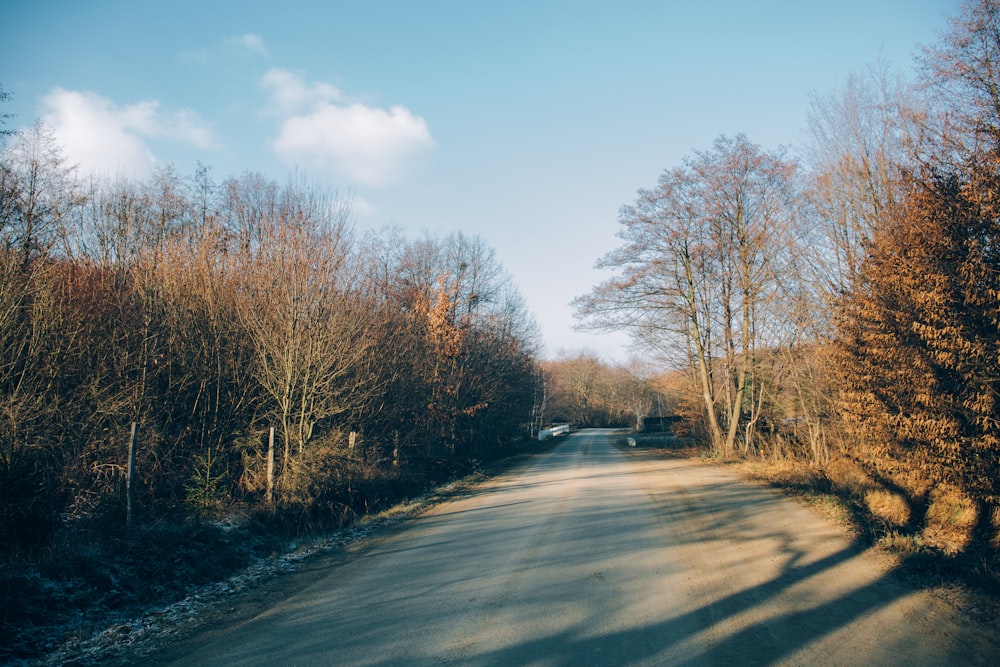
[149,429,998,666]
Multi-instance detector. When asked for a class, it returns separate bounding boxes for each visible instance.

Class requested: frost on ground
[4,491,442,667]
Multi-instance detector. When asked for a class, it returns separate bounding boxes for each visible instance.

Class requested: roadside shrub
[864,489,911,528]
[184,449,230,519]
[824,455,875,498]
[922,485,978,555]
[272,437,355,530]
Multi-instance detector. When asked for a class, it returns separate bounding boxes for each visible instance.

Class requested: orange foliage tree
[833,163,1000,535]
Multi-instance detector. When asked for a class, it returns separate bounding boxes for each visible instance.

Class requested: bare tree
[576,135,800,455]
[805,61,924,298]
[221,171,278,253]
[546,352,608,427]
[919,0,1000,158]
[233,176,375,483]
[613,357,658,431]
[1,122,81,266]
[0,83,14,142]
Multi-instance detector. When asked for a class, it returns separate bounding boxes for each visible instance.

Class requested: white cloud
[262,69,434,187]
[261,68,341,115]
[39,88,217,177]
[227,33,268,56]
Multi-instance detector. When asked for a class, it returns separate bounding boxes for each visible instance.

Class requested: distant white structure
[538,424,570,441]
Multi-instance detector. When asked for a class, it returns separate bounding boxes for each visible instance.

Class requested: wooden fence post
[266,426,275,508]
[126,421,137,529]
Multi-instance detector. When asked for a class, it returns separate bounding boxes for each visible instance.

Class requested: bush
[922,485,979,555]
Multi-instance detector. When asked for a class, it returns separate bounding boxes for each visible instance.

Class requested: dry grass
[922,485,978,556]
[629,436,1000,601]
[877,530,924,557]
[864,489,911,528]
[739,459,858,530]
[737,455,974,547]
[743,458,821,488]
[823,456,875,497]
[804,492,858,530]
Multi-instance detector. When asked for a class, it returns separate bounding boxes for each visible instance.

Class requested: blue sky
[3,0,958,360]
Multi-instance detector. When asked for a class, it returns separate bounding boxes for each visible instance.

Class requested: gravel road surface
[147,429,999,666]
